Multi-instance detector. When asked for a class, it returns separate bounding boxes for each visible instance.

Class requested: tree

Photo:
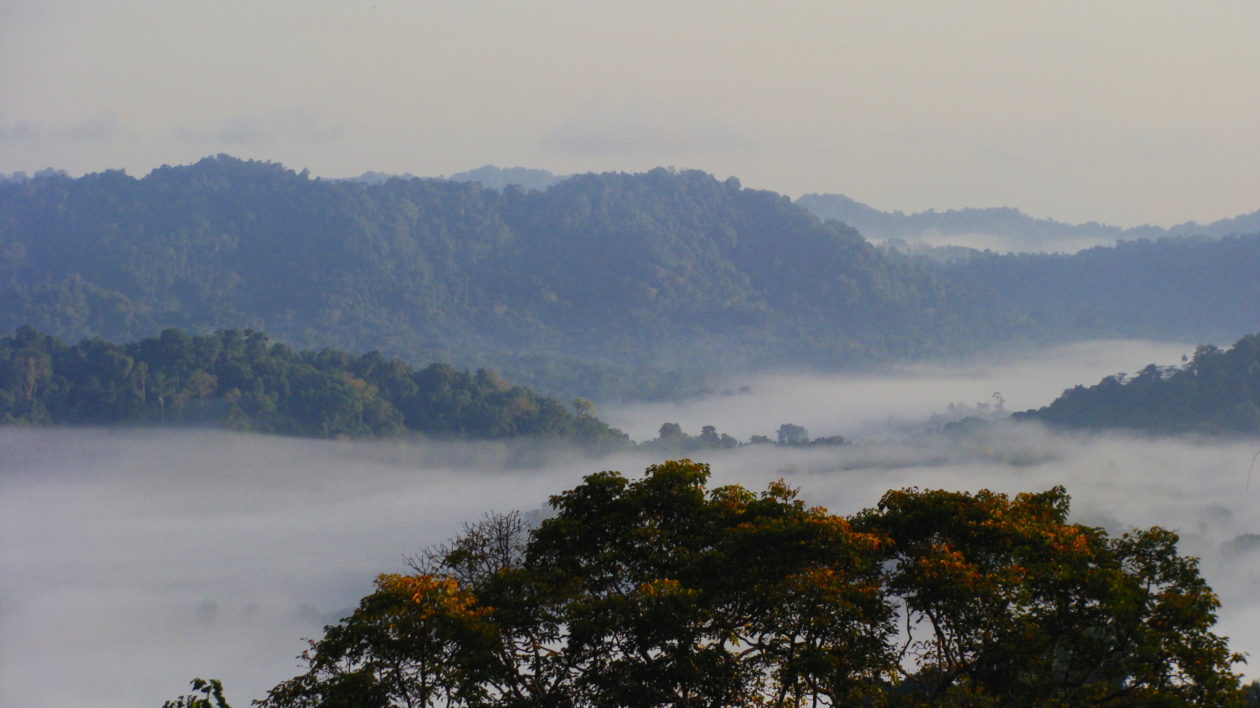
[255,462,1244,707]
[162,678,232,708]
[261,461,898,706]
[522,461,897,706]
[257,574,496,708]
[855,485,1246,705]
[657,421,683,439]
[777,423,808,445]
[571,397,595,417]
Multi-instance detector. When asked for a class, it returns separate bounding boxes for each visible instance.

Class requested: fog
[605,339,1195,441]
[3,340,1258,706]
[878,231,1121,256]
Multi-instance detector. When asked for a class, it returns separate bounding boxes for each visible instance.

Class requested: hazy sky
[3,1,1258,226]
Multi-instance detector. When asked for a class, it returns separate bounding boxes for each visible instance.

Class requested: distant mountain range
[796,193,1260,254]
[343,165,1260,255]
[343,165,565,192]
[2,155,1256,400]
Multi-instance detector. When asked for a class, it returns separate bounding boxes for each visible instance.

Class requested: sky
[3,1,1259,224]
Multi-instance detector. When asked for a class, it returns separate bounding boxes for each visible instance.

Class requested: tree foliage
[162,678,232,708]
[856,486,1244,705]
[257,461,1245,707]
[0,326,627,445]
[1015,332,1260,435]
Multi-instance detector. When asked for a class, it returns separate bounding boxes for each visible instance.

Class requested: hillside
[929,238,1260,343]
[2,155,1257,400]
[0,326,628,445]
[0,156,986,397]
[1014,332,1260,435]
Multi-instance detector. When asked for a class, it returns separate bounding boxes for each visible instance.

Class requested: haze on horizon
[3,0,1259,228]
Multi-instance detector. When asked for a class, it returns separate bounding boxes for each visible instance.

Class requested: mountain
[339,165,564,191]
[1014,332,1260,435]
[0,326,628,445]
[0,156,971,397]
[927,237,1260,344]
[2,155,1257,400]
[796,193,1260,254]
[447,165,564,191]
[0,168,70,184]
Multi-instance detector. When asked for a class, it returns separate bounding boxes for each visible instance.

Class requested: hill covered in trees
[0,327,627,445]
[3,155,1257,400]
[1015,332,1260,435]
[929,239,1260,343]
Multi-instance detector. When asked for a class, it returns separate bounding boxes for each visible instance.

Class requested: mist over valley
[2,156,1259,703]
[4,340,1260,705]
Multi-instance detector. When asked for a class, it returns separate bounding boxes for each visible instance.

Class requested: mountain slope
[0,157,976,387]
[2,155,1257,400]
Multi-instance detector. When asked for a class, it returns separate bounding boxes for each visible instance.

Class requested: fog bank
[603,339,1194,441]
[3,339,1257,705]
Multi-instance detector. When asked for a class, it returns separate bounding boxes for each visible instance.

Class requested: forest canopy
[0,326,626,445]
[1015,332,1260,436]
[214,460,1246,707]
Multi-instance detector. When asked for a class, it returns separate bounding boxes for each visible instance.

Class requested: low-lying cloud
[3,339,1256,706]
[601,339,1195,442]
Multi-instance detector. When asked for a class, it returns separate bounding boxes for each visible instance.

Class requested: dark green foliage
[640,422,741,453]
[855,486,1245,705]
[1016,332,1260,435]
[0,327,628,445]
[640,421,846,452]
[253,463,1245,707]
[260,462,901,707]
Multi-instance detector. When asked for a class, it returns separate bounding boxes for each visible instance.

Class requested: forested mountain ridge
[0,155,991,396]
[1015,332,1260,435]
[447,164,563,191]
[929,237,1260,342]
[341,165,563,191]
[0,326,628,445]
[2,155,1257,400]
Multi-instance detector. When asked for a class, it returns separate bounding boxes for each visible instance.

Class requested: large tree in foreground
[856,486,1244,705]
[254,461,1244,707]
